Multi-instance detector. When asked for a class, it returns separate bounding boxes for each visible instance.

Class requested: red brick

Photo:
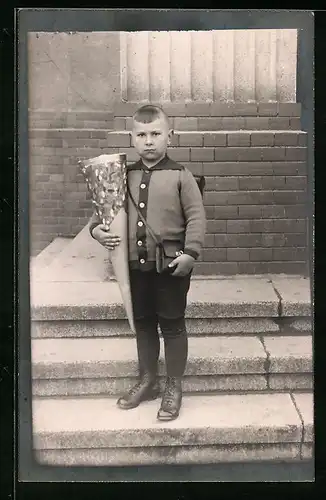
[261,234,286,247]
[174,117,198,131]
[168,147,190,162]
[238,262,271,274]
[224,234,263,248]
[290,118,301,130]
[113,117,126,130]
[90,130,111,140]
[214,206,238,219]
[261,206,286,218]
[185,163,203,176]
[274,132,298,146]
[272,161,306,176]
[194,262,239,275]
[106,133,131,147]
[203,132,227,146]
[250,248,273,261]
[250,132,274,146]
[239,177,264,190]
[185,102,211,116]
[202,249,227,261]
[205,207,215,218]
[204,234,216,247]
[29,138,63,148]
[285,176,307,190]
[226,220,251,233]
[178,133,203,147]
[273,247,306,261]
[267,262,307,274]
[222,117,246,130]
[273,190,306,205]
[268,117,290,129]
[191,148,214,162]
[214,148,262,162]
[31,155,64,165]
[273,219,306,233]
[262,176,287,190]
[284,233,307,246]
[261,147,286,161]
[285,147,307,161]
[257,103,278,116]
[250,219,274,233]
[198,118,223,130]
[206,220,227,233]
[227,248,250,261]
[204,192,230,206]
[278,103,301,117]
[210,103,235,116]
[298,133,307,146]
[244,117,270,129]
[227,133,251,147]
[284,205,307,219]
[213,234,228,247]
[205,176,238,191]
[238,205,262,219]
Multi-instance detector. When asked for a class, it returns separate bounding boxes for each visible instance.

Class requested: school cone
[79,153,135,333]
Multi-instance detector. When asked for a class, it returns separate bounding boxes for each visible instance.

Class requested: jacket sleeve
[88,210,101,239]
[179,168,206,259]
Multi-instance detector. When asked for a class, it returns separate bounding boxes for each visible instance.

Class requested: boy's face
[131,116,173,166]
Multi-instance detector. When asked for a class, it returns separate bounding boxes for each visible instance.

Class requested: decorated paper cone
[79,153,135,333]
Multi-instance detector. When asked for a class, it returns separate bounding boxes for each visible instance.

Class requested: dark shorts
[130,268,192,320]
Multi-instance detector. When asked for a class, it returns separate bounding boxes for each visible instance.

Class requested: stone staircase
[30,231,313,467]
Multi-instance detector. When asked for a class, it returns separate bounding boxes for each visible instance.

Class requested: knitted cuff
[183,248,199,260]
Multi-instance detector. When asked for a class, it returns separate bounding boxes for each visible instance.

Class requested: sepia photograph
[20,10,314,480]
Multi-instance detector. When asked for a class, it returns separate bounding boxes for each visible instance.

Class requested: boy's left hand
[168,254,195,277]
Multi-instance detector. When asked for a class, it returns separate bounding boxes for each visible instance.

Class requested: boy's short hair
[132,105,169,126]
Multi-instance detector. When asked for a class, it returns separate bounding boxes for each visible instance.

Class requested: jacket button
[139,202,145,208]
[140,183,146,189]
[137,240,142,246]
[137,221,143,227]
[140,258,146,264]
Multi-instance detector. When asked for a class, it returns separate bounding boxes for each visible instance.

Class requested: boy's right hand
[92,224,121,250]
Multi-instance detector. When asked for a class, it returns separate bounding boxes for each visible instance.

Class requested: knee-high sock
[134,317,160,378]
[159,317,188,377]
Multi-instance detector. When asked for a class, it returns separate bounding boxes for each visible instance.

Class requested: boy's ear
[167,129,174,144]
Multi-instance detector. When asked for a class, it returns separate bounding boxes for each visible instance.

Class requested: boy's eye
[152,132,160,136]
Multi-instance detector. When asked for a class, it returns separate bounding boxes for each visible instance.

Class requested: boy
[89,105,206,421]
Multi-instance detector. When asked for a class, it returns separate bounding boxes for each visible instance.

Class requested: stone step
[32,336,312,397]
[32,392,313,466]
[31,273,311,321]
[30,237,72,269]
[31,316,312,339]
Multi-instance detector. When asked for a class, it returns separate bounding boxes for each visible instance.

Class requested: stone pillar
[120,29,297,103]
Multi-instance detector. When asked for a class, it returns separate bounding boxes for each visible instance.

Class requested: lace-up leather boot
[157,376,182,421]
[117,373,159,410]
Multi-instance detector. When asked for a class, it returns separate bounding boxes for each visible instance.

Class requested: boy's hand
[169,254,195,277]
[92,224,121,250]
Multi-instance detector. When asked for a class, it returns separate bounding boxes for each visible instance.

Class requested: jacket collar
[128,154,182,171]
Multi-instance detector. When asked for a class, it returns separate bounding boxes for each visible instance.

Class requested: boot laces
[128,376,153,396]
[163,378,177,407]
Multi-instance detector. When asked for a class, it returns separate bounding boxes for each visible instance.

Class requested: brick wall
[28,102,308,275]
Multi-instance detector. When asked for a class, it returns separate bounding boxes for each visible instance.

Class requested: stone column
[120,29,297,103]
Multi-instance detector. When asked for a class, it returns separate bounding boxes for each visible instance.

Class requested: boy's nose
[145,136,153,145]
